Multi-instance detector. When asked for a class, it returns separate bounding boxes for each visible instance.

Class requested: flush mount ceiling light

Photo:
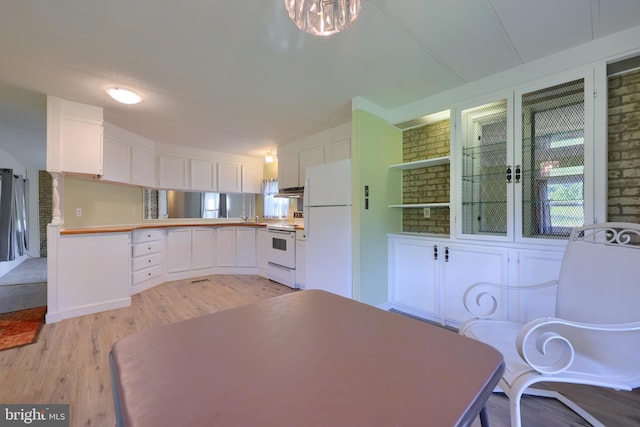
[284,0,361,37]
[265,151,275,163]
[107,87,143,105]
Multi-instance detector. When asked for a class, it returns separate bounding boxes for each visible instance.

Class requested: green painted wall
[63,177,143,227]
[352,109,402,306]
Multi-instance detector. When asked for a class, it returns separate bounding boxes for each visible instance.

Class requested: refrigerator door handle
[303,176,310,238]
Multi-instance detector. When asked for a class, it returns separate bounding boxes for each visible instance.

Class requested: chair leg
[479,405,490,427]
[509,391,523,427]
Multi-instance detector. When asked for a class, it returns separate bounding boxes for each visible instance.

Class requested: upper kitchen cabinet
[218,161,241,193]
[190,159,217,192]
[158,155,189,190]
[325,138,351,163]
[46,96,104,175]
[278,152,300,189]
[101,123,156,187]
[241,164,263,193]
[278,145,326,189]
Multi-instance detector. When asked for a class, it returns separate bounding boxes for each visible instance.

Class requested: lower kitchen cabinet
[131,228,165,293]
[166,228,193,273]
[388,234,562,328]
[216,227,237,266]
[257,228,269,277]
[295,229,306,289]
[56,232,131,319]
[236,227,256,267]
[167,227,216,275]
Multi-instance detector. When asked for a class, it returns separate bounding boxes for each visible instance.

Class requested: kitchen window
[263,179,289,218]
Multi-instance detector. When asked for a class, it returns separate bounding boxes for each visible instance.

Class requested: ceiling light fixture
[265,151,275,163]
[284,0,361,37]
[107,87,143,105]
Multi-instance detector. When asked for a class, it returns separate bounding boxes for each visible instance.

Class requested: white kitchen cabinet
[388,235,439,319]
[295,229,306,289]
[191,227,216,270]
[102,135,131,183]
[131,146,156,187]
[191,159,217,191]
[298,146,324,186]
[158,155,189,190]
[56,232,130,318]
[47,96,104,175]
[325,138,351,163]
[440,243,509,327]
[241,164,263,193]
[218,162,241,193]
[257,228,270,278]
[216,227,237,266]
[166,228,193,273]
[510,249,563,322]
[278,152,300,189]
[236,227,256,267]
[388,234,509,326]
[131,228,165,294]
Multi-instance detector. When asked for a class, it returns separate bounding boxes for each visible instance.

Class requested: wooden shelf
[389,203,450,209]
[389,156,450,170]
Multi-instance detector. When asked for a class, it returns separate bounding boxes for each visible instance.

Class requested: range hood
[275,186,304,198]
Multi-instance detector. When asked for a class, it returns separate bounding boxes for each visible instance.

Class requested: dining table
[110,289,504,426]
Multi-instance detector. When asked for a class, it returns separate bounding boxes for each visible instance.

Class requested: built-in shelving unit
[389,156,450,209]
[389,155,450,170]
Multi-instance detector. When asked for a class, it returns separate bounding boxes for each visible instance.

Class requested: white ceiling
[1,0,640,169]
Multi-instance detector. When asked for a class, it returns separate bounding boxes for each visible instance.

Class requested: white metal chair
[459,222,640,427]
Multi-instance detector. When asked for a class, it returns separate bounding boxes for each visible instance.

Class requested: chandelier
[284,0,361,37]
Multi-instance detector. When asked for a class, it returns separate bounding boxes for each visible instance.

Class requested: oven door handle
[268,230,294,236]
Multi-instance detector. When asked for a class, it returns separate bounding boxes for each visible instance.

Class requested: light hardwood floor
[0,274,638,426]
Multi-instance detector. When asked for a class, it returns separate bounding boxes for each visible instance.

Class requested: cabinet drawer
[132,264,163,285]
[132,229,163,244]
[132,240,163,257]
[132,253,164,272]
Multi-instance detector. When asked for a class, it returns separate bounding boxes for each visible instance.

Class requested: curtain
[0,169,29,262]
[263,179,289,218]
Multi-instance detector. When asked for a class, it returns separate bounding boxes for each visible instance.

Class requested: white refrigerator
[303,159,352,298]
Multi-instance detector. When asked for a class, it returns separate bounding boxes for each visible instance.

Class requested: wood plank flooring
[0,274,638,427]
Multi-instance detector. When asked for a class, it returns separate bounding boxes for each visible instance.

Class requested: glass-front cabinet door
[460,98,512,240]
[517,78,586,240]
[457,73,591,243]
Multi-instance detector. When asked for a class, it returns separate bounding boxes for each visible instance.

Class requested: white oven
[267,224,297,288]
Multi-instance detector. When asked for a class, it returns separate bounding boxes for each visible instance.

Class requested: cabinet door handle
[433,245,438,260]
[506,166,512,183]
[445,247,449,262]
[515,164,521,183]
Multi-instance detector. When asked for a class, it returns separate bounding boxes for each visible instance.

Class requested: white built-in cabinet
[388,234,563,327]
[278,138,350,188]
[46,96,104,175]
[158,155,189,190]
[257,228,269,277]
[215,227,257,267]
[295,229,306,289]
[101,123,156,187]
[218,162,241,193]
[236,227,257,267]
[190,159,217,191]
[131,229,164,293]
[55,232,130,319]
[166,227,216,275]
[241,164,263,193]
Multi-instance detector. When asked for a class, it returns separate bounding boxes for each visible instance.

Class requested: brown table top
[110,290,504,427]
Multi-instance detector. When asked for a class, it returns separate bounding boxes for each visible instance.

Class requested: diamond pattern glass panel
[461,100,508,236]
[521,79,585,239]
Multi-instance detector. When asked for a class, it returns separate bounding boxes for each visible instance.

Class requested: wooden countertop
[60,222,304,235]
[60,222,269,235]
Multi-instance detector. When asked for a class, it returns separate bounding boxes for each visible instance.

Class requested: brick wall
[401,119,450,234]
[38,170,52,257]
[608,68,640,223]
